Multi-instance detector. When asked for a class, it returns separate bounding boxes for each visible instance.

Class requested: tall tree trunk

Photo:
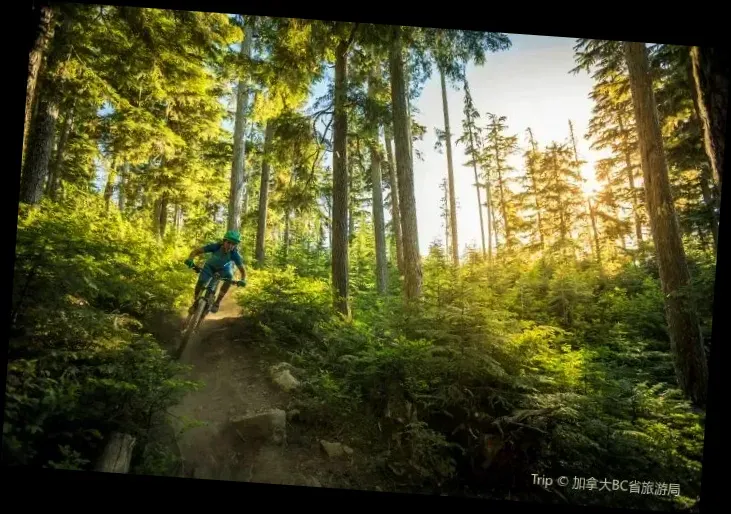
[368,69,388,294]
[624,41,708,408]
[439,68,459,265]
[158,192,169,238]
[490,126,511,250]
[20,93,59,205]
[118,162,129,212]
[389,27,422,300]
[687,62,721,252]
[527,128,544,249]
[127,180,140,212]
[696,222,710,252]
[690,46,728,192]
[370,147,388,293]
[568,121,595,258]
[442,179,450,256]
[617,112,644,248]
[104,159,118,211]
[588,198,602,268]
[174,203,182,231]
[348,161,355,244]
[485,170,494,262]
[331,38,350,316]
[698,166,719,252]
[384,129,404,274]
[47,101,74,200]
[255,121,275,266]
[227,20,253,232]
[550,149,568,253]
[283,209,291,263]
[242,185,249,224]
[495,160,510,247]
[318,216,326,250]
[603,177,626,254]
[23,4,55,167]
[467,127,486,256]
[152,197,161,235]
[242,122,258,224]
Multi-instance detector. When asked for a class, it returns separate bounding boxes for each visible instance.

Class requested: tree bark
[104,159,118,212]
[127,181,139,212]
[159,192,169,238]
[389,27,422,300]
[227,20,253,232]
[95,432,136,474]
[569,121,596,258]
[283,209,291,263]
[494,136,510,249]
[467,113,486,257]
[348,160,355,244]
[687,60,721,252]
[23,4,55,167]
[173,203,182,231]
[368,70,388,294]
[384,128,404,274]
[370,146,388,293]
[118,162,129,212]
[588,198,602,268]
[624,41,708,408]
[484,169,494,262]
[439,68,459,265]
[616,112,644,248]
[443,180,450,257]
[47,101,73,200]
[255,121,275,266]
[698,165,719,252]
[526,128,544,249]
[20,93,59,205]
[152,197,161,235]
[331,38,350,316]
[690,46,728,192]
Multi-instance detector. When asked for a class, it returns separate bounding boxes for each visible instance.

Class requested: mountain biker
[184,230,247,314]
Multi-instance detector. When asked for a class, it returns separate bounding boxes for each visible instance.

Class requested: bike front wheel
[175,299,207,360]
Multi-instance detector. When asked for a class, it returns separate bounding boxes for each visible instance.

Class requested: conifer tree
[574,39,646,254]
[519,128,545,250]
[536,142,585,256]
[480,114,521,252]
[426,29,511,265]
[456,77,487,257]
[624,41,709,408]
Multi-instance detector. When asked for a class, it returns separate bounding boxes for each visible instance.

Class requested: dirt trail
[166,292,358,488]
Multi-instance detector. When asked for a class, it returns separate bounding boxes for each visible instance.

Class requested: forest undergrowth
[236,237,712,510]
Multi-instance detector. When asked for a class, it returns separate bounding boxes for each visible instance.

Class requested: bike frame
[175,265,238,360]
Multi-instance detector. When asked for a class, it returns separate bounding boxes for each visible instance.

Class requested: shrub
[5,194,198,469]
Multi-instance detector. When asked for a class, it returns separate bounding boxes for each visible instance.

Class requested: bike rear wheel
[175,299,207,360]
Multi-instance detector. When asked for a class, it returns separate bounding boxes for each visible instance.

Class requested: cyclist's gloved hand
[185,259,195,268]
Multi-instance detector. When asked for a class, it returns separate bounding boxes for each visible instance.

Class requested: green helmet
[223,230,241,244]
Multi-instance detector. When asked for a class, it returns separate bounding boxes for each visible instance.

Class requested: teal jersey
[202,242,244,270]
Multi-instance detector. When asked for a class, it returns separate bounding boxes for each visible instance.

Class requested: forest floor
[151,292,386,491]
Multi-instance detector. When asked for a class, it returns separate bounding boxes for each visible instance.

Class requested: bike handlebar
[188,264,244,285]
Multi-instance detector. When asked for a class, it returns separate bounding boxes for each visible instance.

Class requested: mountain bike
[174,264,243,360]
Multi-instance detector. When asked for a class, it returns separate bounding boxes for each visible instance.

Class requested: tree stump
[95,432,136,474]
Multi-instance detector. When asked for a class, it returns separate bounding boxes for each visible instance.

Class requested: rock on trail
[160,291,373,489]
[269,362,302,392]
[231,409,287,445]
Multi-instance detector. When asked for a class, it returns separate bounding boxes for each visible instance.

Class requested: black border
[5,1,727,513]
